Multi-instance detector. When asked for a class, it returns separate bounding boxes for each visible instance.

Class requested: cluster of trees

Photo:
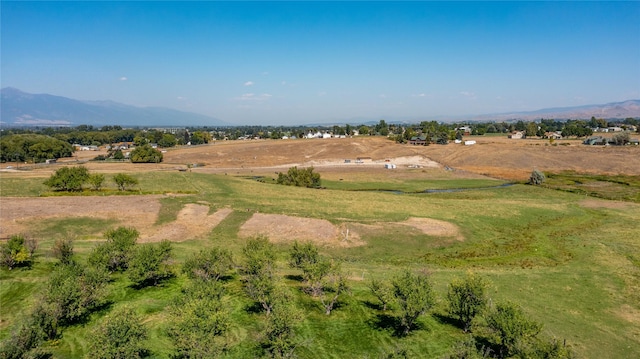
[44,166,138,192]
[0,134,73,163]
[276,166,322,188]
[1,231,574,358]
[0,227,176,358]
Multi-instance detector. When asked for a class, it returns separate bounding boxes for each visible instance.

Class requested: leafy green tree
[0,235,33,270]
[392,269,435,335]
[112,149,125,160]
[276,166,321,188]
[168,281,230,358]
[289,241,331,296]
[368,277,393,311]
[127,240,173,288]
[36,262,109,338]
[158,133,178,148]
[189,131,211,145]
[442,336,485,359]
[525,122,539,138]
[261,289,303,358]
[130,144,163,163]
[182,247,234,282]
[485,301,542,357]
[447,273,490,332]
[319,270,349,315]
[113,173,138,191]
[243,237,279,315]
[88,227,139,273]
[0,313,51,359]
[375,119,389,136]
[43,166,89,191]
[87,173,105,191]
[86,307,149,359]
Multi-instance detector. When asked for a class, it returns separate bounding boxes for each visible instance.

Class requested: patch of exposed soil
[140,205,232,242]
[238,214,461,247]
[0,196,231,242]
[238,213,365,247]
[0,196,162,238]
[399,217,463,241]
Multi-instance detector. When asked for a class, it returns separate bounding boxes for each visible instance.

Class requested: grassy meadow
[1,169,639,358]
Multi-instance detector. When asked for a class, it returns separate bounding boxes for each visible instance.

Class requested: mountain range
[1,87,638,127]
[0,87,228,127]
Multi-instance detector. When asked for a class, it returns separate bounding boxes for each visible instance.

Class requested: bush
[528,169,545,185]
[87,173,105,190]
[113,173,138,191]
[485,301,542,357]
[43,166,89,191]
[52,238,74,265]
[0,235,33,270]
[86,307,149,359]
[276,166,321,188]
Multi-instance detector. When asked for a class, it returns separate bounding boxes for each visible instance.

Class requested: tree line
[1,227,574,358]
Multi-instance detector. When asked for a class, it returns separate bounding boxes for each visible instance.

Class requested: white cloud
[119,76,128,81]
[244,81,254,86]
[234,93,272,101]
[318,91,326,96]
[460,91,476,99]
[379,94,387,98]
[412,93,428,97]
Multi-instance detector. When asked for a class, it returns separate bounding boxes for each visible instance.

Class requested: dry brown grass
[8,136,638,181]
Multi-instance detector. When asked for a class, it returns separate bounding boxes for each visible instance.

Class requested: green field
[1,171,639,358]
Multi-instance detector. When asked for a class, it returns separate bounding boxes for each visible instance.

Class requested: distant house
[384,163,397,169]
[508,131,524,139]
[544,132,563,140]
[45,159,57,164]
[408,136,427,145]
[356,156,373,163]
[456,126,472,136]
[464,140,476,146]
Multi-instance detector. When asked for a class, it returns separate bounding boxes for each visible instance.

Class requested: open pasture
[1,137,639,358]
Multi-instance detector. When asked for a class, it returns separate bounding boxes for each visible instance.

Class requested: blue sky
[2,1,639,125]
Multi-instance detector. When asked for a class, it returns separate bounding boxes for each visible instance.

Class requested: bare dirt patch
[0,196,231,242]
[140,205,232,242]
[1,196,162,238]
[238,213,364,247]
[238,214,462,247]
[399,217,463,241]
